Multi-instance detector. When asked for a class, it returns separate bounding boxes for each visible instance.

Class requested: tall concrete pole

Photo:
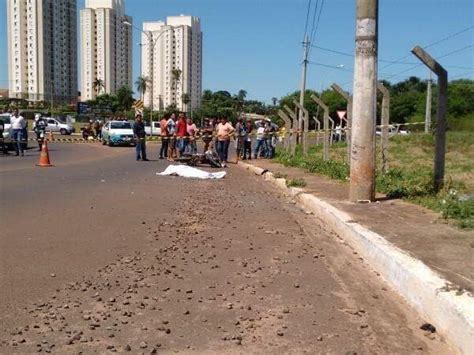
[349,0,378,202]
[425,71,432,134]
[377,82,390,174]
[412,46,448,191]
[298,35,310,142]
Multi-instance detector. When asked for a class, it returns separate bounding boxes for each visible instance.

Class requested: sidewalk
[242,159,473,293]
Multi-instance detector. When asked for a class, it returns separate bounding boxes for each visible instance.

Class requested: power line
[379,25,474,72]
[424,25,474,49]
[308,61,353,72]
[437,44,474,59]
[381,43,474,80]
[311,44,474,69]
[308,0,320,43]
[302,0,312,42]
[450,71,474,80]
[308,0,325,57]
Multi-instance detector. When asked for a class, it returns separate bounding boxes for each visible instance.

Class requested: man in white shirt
[11,109,26,156]
[254,121,267,159]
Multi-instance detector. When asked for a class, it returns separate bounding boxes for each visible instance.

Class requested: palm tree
[116,86,135,111]
[171,69,182,105]
[92,78,105,96]
[237,89,247,101]
[271,97,278,106]
[234,89,247,113]
[135,76,149,101]
[181,93,191,113]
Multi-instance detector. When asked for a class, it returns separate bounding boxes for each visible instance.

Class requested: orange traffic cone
[36,140,53,167]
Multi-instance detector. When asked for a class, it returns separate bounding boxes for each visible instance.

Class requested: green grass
[286,178,307,188]
[276,131,474,229]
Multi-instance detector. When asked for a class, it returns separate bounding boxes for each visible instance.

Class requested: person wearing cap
[133,114,148,161]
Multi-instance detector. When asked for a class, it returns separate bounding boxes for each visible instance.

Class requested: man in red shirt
[175,112,188,158]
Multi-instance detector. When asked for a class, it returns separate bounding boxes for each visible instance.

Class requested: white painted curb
[239,161,473,354]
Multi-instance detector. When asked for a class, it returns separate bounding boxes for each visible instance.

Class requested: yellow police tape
[6,122,425,144]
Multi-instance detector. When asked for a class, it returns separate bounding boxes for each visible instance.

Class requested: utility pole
[412,46,448,192]
[349,0,378,202]
[298,35,310,144]
[425,71,432,133]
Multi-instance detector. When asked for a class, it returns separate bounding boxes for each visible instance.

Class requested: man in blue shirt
[133,114,148,161]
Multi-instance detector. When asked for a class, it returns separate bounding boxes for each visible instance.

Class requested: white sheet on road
[157,165,226,179]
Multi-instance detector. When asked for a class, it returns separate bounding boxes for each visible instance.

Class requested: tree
[237,89,247,101]
[182,93,191,113]
[135,76,149,100]
[171,69,182,105]
[116,86,134,112]
[92,78,105,96]
[271,97,278,106]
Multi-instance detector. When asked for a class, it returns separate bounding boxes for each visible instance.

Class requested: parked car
[101,120,135,146]
[34,117,75,135]
[376,124,409,137]
[144,121,162,136]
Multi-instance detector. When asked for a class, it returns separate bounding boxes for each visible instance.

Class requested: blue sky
[0,0,473,103]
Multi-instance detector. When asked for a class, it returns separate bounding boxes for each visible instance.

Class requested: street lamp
[123,20,171,136]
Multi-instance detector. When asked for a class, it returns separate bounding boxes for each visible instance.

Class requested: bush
[376,168,434,198]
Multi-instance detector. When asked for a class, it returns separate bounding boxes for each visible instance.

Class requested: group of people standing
[6,109,27,156]
[132,112,279,166]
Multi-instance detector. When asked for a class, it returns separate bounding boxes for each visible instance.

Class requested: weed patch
[286,178,307,188]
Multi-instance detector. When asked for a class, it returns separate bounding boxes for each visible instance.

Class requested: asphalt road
[0,143,453,353]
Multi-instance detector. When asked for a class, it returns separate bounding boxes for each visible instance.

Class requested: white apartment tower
[80,0,132,101]
[142,15,202,112]
[7,0,78,103]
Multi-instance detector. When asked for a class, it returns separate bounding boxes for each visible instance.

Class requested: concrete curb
[239,161,473,354]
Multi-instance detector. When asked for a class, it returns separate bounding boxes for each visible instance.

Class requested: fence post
[284,105,298,156]
[293,100,309,155]
[377,82,390,173]
[311,95,330,161]
[331,83,353,160]
[312,116,321,145]
[277,109,292,151]
[411,46,448,192]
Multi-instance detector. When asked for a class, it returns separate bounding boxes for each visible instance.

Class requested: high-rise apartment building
[142,15,202,111]
[7,0,78,103]
[80,0,132,101]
